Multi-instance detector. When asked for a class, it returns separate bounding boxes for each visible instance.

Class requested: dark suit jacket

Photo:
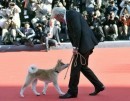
[66,10,99,54]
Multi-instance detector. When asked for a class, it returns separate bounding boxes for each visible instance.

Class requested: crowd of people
[0,0,130,50]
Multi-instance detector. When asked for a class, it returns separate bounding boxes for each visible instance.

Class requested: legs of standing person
[67,54,82,96]
[80,50,104,93]
[81,50,105,95]
[59,50,105,98]
[59,53,82,99]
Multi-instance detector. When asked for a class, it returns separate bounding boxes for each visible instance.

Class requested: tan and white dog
[20,60,69,97]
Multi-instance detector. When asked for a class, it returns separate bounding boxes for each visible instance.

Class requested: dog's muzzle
[54,69,59,73]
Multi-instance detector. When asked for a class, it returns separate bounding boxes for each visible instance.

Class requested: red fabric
[0,48,130,101]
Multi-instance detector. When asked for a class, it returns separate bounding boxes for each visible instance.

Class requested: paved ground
[0,40,130,52]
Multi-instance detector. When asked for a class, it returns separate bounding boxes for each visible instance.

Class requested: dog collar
[54,69,59,73]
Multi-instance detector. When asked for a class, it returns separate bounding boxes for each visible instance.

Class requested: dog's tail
[28,65,38,74]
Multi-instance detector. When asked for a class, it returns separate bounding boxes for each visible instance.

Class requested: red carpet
[0,48,130,101]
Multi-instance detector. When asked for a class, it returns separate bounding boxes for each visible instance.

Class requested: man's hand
[22,35,26,38]
[73,48,78,55]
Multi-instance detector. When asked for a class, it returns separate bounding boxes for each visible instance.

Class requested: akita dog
[20,60,69,97]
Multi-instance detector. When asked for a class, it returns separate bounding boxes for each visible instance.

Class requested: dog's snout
[67,64,69,66]
[65,64,69,68]
[61,62,65,65]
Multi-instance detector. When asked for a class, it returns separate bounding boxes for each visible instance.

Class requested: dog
[20,59,69,97]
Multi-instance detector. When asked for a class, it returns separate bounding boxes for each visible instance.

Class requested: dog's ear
[58,59,62,62]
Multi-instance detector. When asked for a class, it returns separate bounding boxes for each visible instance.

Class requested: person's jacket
[66,10,98,54]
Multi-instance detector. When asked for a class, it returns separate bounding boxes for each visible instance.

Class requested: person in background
[105,0,118,17]
[103,11,119,41]
[5,1,21,28]
[17,22,35,46]
[1,17,18,45]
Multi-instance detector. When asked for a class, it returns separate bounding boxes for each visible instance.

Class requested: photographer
[5,1,21,28]
[90,13,105,42]
[31,1,52,28]
[120,0,130,19]
[86,0,96,15]
[34,23,47,42]
[105,0,118,17]
[103,11,119,41]
[120,0,130,14]
[34,21,49,47]
[118,12,129,39]
[52,0,64,8]
[34,20,59,51]
[1,16,18,45]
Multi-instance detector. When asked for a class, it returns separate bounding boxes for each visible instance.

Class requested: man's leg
[59,54,82,98]
[68,55,82,95]
[81,50,105,96]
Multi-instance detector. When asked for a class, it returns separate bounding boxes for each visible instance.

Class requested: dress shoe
[59,93,77,99]
[89,86,105,96]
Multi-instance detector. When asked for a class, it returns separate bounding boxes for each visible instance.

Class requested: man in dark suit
[51,7,105,99]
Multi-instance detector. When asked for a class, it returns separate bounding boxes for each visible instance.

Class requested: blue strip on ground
[0,41,130,52]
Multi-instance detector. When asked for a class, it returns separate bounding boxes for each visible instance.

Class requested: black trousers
[68,50,103,95]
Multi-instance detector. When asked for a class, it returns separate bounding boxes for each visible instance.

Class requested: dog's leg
[53,82,65,95]
[32,79,40,96]
[42,82,49,95]
[20,75,33,97]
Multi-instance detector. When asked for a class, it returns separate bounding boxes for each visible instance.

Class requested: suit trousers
[68,49,103,95]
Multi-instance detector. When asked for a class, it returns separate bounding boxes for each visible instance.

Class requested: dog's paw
[36,93,40,96]
[20,92,24,97]
[20,94,24,97]
[60,92,65,95]
[42,92,46,95]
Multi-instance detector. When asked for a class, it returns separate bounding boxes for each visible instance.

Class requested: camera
[125,1,128,4]
[37,23,43,27]
[10,4,15,6]
[9,14,13,19]
[9,1,15,6]
[93,13,97,17]
[9,17,13,19]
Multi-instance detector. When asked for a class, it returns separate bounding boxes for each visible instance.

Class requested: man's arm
[27,29,35,39]
[68,11,81,49]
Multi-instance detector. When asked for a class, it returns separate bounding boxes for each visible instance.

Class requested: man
[51,7,105,99]
[17,22,35,46]
[1,17,18,45]
[5,1,21,28]
[31,0,52,28]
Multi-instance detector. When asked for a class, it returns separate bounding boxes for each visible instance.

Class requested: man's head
[24,22,30,29]
[51,7,66,23]
[109,0,115,6]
